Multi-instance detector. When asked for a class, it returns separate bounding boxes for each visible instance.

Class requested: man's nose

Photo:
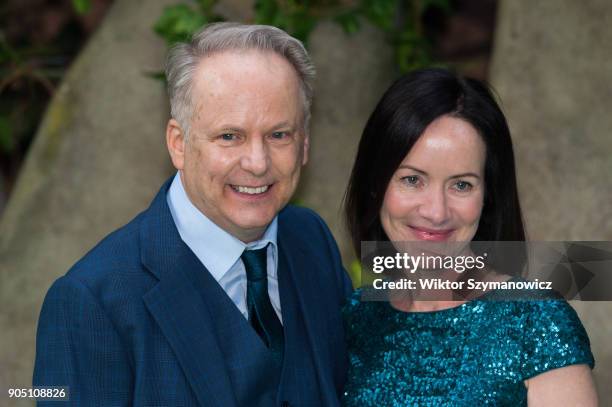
[240,136,270,176]
[417,187,450,225]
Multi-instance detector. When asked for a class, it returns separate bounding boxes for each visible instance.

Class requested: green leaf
[0,34,17,64]
[72,0,91,15]
[253,0,317,44]
[196,0,219,14]
[151,0,449,90]
[254,0,280,25]
[154,4,208,45]
[289,197,304,206]
[334,12,361,35]
[360,0,398,31]
[349,259,362,287]
[286,12,317,44]
[0,115,13,153]
[143,70,167,82]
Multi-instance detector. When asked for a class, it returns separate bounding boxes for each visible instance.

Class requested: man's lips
[409,226,455,241]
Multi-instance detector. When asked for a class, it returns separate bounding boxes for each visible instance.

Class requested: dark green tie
[241,246,284,365]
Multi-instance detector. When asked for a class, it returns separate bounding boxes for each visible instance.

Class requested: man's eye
[454,181,473,192]
[271,131,287,139]
[220,133,235,141]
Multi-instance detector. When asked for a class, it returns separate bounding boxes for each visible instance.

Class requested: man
[33,23,352,406]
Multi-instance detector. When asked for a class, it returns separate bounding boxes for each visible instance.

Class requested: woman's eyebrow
[397,165,427,174]
[449,172,481,179]
[398,165,481,180]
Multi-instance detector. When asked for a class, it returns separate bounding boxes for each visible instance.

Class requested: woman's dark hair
[344,68,525,258]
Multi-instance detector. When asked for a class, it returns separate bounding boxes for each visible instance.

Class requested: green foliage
[394,26,434,72]
[71,0,91,15]
[254,0,318,45]
[334,11,361,35]
[289,196,305,206]
[349,259,362,288]
[351,0,451,72]
[154,5,207,45]
[360,0,398,31]
[0,33,17,65]
[0,34,48,155]
[154,1,224,45]
[145,71,168,82]
[154,0,452,72]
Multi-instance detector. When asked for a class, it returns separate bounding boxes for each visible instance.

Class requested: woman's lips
[408,226,454,241]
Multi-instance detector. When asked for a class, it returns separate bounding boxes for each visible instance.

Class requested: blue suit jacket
[33,180,353,406]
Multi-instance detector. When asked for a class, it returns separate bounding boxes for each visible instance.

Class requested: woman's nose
[417,187,450,225]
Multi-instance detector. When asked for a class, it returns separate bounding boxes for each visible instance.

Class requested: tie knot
[241,246,268,282]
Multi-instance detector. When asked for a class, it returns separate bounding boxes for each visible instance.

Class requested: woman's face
[380,115,486,243]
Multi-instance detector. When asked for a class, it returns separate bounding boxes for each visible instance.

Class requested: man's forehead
[189,50,302,119]
[194,49,298,84]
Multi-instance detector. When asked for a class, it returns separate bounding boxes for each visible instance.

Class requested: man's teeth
[234,185,269,194]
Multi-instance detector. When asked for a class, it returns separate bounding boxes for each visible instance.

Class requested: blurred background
[1,0,611,405]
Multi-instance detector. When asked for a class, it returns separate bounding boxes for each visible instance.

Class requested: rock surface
[490,0,612,402]
[298,21,395,263]
[0,0,176,398]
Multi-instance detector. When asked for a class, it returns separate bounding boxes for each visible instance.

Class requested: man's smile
[230,184,272,195]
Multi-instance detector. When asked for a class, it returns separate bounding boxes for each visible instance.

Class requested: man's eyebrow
[213,126,245,134]
[210,122,295,134]
[268,121,293,131]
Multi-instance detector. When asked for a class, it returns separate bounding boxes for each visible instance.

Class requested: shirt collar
[166,172,278,282]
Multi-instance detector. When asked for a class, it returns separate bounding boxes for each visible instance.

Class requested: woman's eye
[402,175,420,186]
[454,181,473,191]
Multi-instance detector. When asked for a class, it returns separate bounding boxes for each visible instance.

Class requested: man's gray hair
[165,22,316,139]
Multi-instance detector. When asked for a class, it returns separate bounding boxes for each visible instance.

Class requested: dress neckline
[384,275,519,315]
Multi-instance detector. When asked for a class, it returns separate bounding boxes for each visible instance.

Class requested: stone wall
[490,0,612,402]
[0,0,176,402]
[298,21,395,264]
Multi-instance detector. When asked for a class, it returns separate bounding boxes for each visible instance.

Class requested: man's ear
[166,119,186,170]
[302,133,310,166]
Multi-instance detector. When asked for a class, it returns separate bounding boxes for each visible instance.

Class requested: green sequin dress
[342,285,594,406]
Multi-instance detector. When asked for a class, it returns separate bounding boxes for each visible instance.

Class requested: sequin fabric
[342,287,594,406]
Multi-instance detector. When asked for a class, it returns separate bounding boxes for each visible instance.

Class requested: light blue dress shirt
[166,172,282,322]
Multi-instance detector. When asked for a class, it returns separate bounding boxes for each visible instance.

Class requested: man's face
[167,50,309,243]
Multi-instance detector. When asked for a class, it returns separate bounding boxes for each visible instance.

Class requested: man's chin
[246,218,275,229]
[230,215,276,237]
[225,201,287,236]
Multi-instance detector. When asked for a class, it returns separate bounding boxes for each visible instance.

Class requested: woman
[342,68,597,406]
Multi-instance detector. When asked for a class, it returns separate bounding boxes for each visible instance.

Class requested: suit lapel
[140,180,237,407]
